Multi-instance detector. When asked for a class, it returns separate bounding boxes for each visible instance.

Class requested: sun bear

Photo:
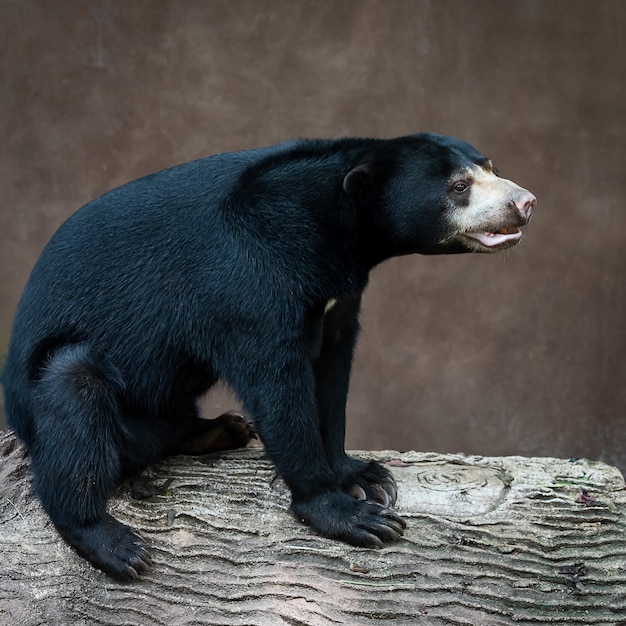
[1,133,536,579]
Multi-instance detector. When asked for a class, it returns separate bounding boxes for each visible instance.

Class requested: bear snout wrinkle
[1,132,535,579]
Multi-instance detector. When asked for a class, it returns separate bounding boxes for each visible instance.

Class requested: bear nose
[514,191,536,222]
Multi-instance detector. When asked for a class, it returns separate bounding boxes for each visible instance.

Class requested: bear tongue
[465,229,522,247]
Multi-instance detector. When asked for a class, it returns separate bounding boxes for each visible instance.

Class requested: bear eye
[453,181,468,193]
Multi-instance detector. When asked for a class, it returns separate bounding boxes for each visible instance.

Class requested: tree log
[1,429,625,626]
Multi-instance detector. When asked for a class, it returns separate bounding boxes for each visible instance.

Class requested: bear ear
[343,164,372,208]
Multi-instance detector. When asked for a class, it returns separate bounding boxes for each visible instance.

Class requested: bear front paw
[291,489,406,548]
[339,459,398,507]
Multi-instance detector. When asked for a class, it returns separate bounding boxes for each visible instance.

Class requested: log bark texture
[1,429,625,626]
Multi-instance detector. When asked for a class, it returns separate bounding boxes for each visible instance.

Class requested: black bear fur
[1,133,535,579]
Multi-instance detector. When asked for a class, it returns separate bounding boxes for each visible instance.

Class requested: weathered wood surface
[1,429,625,626]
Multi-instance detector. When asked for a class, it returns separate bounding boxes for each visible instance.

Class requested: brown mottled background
[1,1,625,471]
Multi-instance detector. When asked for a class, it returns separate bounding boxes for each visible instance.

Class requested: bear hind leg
[29,344,151,579]
[171,410,255,456]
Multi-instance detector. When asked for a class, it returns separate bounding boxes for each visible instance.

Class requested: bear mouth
[463,227,522,249]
